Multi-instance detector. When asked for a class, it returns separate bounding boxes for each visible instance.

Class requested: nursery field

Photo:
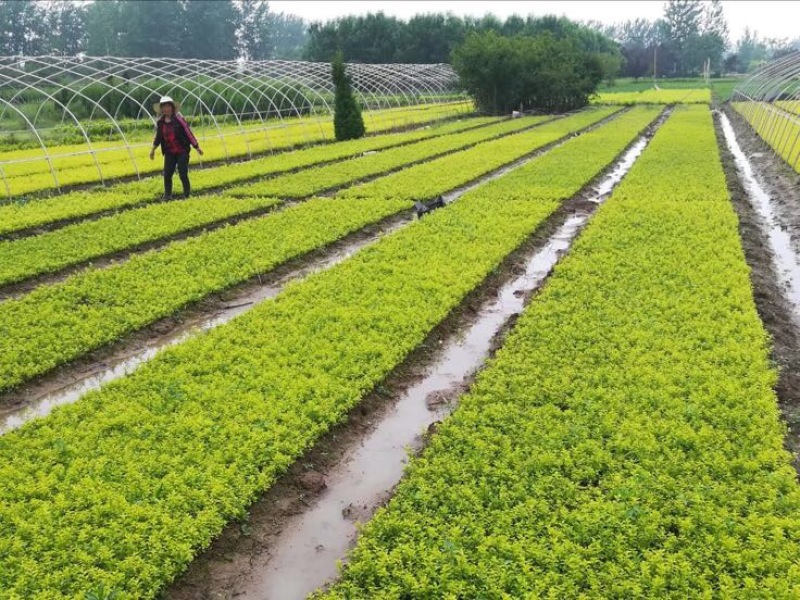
[1,89,800,599]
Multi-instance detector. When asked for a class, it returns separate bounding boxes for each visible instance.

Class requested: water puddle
[0,218,410,434]
[231,133,653,600]
[719,112,800,313]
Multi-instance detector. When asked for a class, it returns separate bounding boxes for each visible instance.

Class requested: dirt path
[716,108,800,473]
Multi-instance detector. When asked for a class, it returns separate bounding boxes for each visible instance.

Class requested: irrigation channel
[0,108,628,426]
[167,121,662,600]
[718,111,800,318]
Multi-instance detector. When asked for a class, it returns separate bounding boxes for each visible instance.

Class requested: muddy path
[715,109,800,473]
[163,115,663,600]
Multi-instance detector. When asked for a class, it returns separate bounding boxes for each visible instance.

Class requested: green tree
[452,31,602,114]
[181,0,239,60]
[332,53,365,141]
[41,1,87,56]
[237,0,271,60]
[662,0,703,74]
[85,0,124,56]
[0,0,46,55]
[269,12,307,60]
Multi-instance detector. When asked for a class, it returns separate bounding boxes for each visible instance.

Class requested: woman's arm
[176,114,203,154]
[150,122,162,160]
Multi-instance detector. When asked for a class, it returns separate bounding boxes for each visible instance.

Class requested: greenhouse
[731,50,800,171]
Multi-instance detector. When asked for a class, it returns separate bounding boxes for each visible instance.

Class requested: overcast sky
[269,1,800,43]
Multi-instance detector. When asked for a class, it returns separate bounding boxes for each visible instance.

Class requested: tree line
[0,0,306,60]
[0,0,797,76]
[602,0,798,79]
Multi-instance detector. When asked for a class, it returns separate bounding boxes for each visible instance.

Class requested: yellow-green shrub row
[732,101,800,172]
[0,116,497,236]
[222,113,557,198]
[0,117,515,285]
[0,196,282,287]
[0,111,598,391]
[0,101,474,196]
[592,88,711,105]
[319,106,800,598]
[0,105,660,599]
[337,107,620,201]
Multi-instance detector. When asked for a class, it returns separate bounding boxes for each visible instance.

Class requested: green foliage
[332,53,366,142]
[592,89,711,105]
[0,115,495,235]
[0,117,511,287]
[451,31,604,114]
[0,197,408,393]
[0,107,657,597]
[226,115,551,199]
[0,101,473,198]
[340,108,620,202]
[0,196,280,286]
[0,113,571,391]
[305,12,622,69]
[319,106,800,597]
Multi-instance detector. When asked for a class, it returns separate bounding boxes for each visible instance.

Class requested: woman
[149,96,203,199]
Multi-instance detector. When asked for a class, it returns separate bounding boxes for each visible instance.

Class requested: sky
[268,1,800,43]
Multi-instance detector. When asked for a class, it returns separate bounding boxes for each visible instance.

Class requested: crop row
[319,106,800,598]
[592,88,711,105]
[0,116,533,286]
[0,105,661,598]
[0,115,499,237]
[230,107,619,200]
[732,101,800,172]
[0,102,473,196]
[220,112,560,198]
[0,109,613,392]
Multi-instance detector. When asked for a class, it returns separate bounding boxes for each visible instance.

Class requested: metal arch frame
[0,58,110,185]
[0,55,466,197]
[17,55,145,178]
[732,51,800,171]
[0,96,61,191]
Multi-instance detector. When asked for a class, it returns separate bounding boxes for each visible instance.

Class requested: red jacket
[153,113,199,155]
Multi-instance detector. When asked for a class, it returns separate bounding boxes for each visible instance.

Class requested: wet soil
[715,108,800,472]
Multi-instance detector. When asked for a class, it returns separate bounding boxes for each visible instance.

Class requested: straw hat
[153,95,181,114]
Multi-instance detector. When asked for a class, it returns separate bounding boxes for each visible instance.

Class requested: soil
[715,108,800,473]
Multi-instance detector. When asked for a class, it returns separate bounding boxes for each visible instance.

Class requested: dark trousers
[163,151,190,198]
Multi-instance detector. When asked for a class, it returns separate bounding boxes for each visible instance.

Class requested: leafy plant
[0,105,658,597]
[318,106,800,598]
[332,52,366,141]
